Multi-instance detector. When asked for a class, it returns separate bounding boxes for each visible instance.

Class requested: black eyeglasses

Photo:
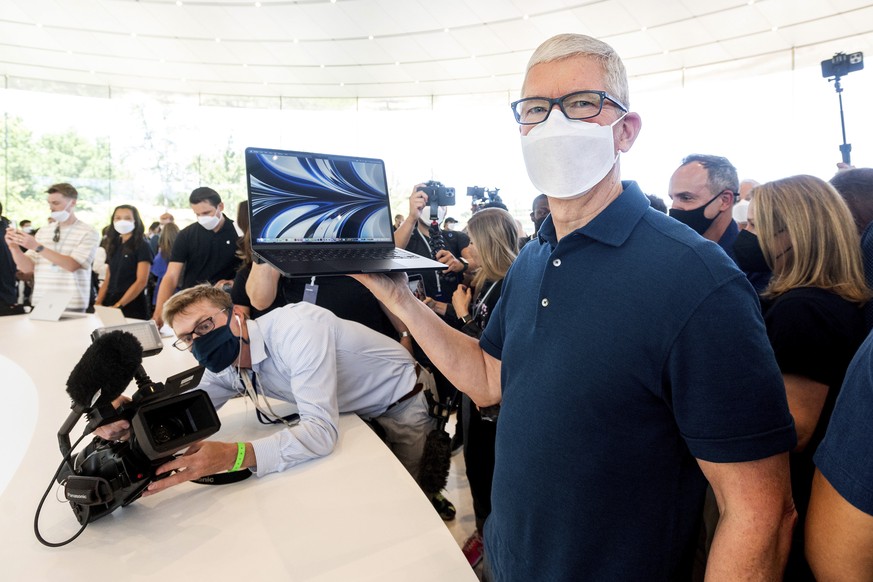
[53,225,60,243]
[172,307,230,351]
[510,90,628,125]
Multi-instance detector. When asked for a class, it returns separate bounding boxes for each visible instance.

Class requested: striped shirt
[26,219,99,311]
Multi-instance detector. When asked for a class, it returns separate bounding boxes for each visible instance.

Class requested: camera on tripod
[820,51,864,165]
[467,186,504,212]
[821,52,864,79]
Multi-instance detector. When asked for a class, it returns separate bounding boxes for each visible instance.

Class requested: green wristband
[231,442,246,472]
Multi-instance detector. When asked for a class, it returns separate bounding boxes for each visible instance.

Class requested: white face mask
[113,220,135,235]
[520,112,625,199]
[50,201,73,223]
[198,210,221,231]
[420,206,447,226]
[22,227,33,234]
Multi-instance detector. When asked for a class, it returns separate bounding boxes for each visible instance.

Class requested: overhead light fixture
[772,25,779,31]
[368,35,374,40]
[444,28,450,33]
[176,0,183,5]
[339,82,345,86]
[255,1,262,6]
[395,61,400,66]
[215,38,221,43]
[640,26,647,32]
[320,64,325,68]
[523,14,529,20]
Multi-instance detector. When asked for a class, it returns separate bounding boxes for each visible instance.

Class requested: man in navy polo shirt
[152,187,240,328]
[355,33,797,581]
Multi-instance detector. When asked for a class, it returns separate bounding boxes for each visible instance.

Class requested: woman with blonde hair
[445,207,519,568]
[747,174,870,581]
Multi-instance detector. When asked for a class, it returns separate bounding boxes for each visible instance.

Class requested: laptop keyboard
[270,247,420,262]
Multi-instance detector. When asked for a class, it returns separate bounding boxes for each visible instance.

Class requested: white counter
[0,314,474,580]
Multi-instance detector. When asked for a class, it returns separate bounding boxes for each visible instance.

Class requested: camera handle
[830,75,852,165]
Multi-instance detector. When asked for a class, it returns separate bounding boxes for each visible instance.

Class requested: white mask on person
[113,220,135,235]
[419,206,447,226]
[22,227,33,234]
[50,201,73,223]
[197,210,221,231]
[520,112,625,199]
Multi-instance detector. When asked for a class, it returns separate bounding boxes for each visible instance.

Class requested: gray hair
[523,33,630,109]
[680,154,740,197]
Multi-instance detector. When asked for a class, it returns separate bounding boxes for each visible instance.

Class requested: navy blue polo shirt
[480,181,796,581]
[815,330,873,516]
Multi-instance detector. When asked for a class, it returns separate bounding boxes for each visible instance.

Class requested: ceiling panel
[1,0,872,99]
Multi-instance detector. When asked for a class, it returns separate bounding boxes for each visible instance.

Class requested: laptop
[29,291,89,321]
[245,147,447,277]
[94,305,128,327]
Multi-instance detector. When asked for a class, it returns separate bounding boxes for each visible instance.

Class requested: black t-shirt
[107,239,153,298]
[170,216,241,289]
[0,217,18,304]
[763,286,865,579]
[404,226,470,299]
[232,265,395,337]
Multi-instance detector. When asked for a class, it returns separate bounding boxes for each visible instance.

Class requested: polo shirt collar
[537,181,650,248]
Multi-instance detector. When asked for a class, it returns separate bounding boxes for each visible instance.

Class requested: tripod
[830,74,852,165]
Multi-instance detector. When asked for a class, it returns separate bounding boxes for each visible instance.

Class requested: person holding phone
[443,207,519,568]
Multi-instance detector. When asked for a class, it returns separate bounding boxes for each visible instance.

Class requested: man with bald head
[353,34,796,580]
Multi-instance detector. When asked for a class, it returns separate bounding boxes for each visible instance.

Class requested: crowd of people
[3,31,873,582]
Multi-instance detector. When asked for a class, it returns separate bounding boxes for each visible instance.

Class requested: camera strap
[191,469,252,485]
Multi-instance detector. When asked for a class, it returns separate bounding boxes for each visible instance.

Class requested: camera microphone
[66,331,144,410]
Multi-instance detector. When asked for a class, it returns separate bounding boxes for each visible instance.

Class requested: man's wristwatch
[460,314,473,325]
[34,245,45,253]
[458,257,469,273]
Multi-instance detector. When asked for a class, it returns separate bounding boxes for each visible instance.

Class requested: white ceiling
[2,0,873,100]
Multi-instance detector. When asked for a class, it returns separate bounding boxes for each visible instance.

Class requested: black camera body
[59,367,219,524]
[467,186,504,211]
[821,52,864,78]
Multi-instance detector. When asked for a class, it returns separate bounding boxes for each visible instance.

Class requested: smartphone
[407,274,426,301]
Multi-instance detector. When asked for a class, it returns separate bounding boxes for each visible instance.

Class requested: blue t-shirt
[814,330,873,516]
[479,181,796,581]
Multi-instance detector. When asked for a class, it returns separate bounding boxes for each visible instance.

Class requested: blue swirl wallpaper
[247,150,393,243]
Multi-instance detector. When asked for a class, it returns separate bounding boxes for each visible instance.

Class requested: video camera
[36,322,220,545]
[467,186,504,212]
[821,51,864,79]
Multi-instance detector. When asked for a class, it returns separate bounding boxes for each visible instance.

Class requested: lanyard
[239,369,300,427]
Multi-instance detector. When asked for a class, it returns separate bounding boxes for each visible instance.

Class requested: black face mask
[732,229,771,274]
[191,314,240,373]
[669,192,723,236]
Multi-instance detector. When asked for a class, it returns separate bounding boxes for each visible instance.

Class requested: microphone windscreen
[66,331,143,408]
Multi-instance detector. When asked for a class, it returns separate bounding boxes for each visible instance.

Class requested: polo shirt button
[541,298,549,307]
[552,259,561,267]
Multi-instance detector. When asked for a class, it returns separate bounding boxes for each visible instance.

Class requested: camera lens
[149,418,184,445]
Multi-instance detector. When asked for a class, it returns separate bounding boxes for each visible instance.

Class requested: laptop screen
[246,148,394,245]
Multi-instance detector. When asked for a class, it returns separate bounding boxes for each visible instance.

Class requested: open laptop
[29,291,89,321]
[245,147,447,277]
[94,305,128,327]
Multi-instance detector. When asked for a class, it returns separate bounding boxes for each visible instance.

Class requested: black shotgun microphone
[65,331,144,410]
[58,331,144,463]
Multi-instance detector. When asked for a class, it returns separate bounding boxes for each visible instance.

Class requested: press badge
[302,277,318,304]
